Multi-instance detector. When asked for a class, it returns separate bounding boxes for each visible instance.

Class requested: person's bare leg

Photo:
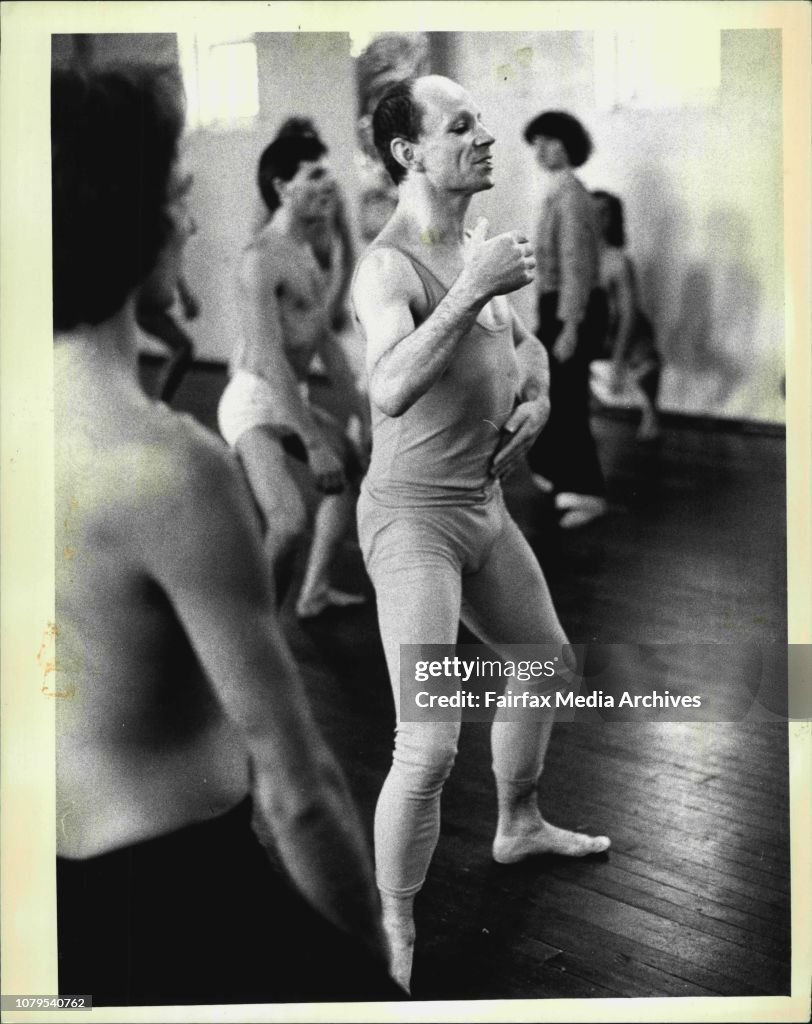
[235,428,307,605]
[295,488,366,618]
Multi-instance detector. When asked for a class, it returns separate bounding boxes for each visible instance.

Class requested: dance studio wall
[62,30,785,424]
[449,30,785,423]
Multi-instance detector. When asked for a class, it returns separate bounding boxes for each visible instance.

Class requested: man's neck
[545,166,575,195]
[54,296,141,384]
[274,205,311,245]
[393,178,474,250]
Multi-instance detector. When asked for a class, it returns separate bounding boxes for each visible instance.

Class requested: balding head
[373,75,488,187]
[412,75,469,114]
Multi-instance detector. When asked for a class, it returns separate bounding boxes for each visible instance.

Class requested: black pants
[527,289,609,497]
[57,799,403,1006]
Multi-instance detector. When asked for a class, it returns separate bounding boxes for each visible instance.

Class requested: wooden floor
[153,360,791,1001]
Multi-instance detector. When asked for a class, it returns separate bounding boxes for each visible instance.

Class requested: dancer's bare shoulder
[58,393,261,581]
[135,405,261,552]
[354,240,427,328]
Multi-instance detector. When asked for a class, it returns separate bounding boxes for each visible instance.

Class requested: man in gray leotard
[352,76,611,993]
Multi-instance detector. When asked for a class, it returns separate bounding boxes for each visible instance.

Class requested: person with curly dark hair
[52,64,399,1007]
[218,129,370,616]
[523,110,610,528]
[274,117,357,330]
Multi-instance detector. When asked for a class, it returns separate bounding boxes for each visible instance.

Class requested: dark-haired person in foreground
[523,111,609,528]
[352,76,611,992]
[217,129,369,616]
[52,65,400,1007]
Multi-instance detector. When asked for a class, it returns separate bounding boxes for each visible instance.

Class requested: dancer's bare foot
[493,820,611,864]
[295,586,367,620]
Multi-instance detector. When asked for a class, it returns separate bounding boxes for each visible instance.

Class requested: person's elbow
[256,753,348,831]
[369,373,412,418]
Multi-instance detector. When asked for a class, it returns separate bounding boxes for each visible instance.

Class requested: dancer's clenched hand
[462,217,536,300]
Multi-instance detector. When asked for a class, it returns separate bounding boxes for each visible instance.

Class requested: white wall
[450,30,785,422]
[77,29,785,422]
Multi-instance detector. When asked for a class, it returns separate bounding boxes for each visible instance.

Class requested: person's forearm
[252,753,387,961]
[613,312,634,366]
[516,343,549,404]
[558,205,593,324]
[557,289,588,328]
[513,314,550,402]
[177,276,198,317]
[371,273,487,417]
[613,283,636,365]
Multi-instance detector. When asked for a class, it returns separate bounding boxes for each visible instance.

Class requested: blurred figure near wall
[136,268,200,404]
[592,190,662,443]
[523,111,609,530]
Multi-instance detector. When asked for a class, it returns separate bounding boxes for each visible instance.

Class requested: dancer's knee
[392,722,459,792]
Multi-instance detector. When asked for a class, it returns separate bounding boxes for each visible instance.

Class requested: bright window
[595,29,721,111]
[177,32,259,129]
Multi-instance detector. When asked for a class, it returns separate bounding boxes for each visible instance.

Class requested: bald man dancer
[352,76,611,992]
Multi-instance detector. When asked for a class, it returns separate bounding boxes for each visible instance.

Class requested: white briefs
[218,370,309,448]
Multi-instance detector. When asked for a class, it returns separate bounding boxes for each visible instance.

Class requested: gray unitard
[356,245,568,896]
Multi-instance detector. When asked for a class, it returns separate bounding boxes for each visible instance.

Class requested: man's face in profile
[410,76,496,195]
[283,156,337,228]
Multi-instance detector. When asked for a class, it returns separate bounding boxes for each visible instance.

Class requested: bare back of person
[55,341,251,858]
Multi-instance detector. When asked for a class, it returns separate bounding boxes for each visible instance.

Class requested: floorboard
[151,359,791,1001]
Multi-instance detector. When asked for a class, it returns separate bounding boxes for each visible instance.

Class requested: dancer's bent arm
[490,309,552,480]
[354,220,535,418]
[144,431,387,964]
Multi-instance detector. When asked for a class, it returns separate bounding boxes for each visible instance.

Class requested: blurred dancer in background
[136,266,199,403]
[523,111,609,529]
[593,189,662,442]
[217,129,370,614]
[275,117,357,333]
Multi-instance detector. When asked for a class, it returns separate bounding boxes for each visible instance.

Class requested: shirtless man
[52,65,398,1006]
[273,117,357,332]
[218,132,369,616]
[352,76,611,992]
